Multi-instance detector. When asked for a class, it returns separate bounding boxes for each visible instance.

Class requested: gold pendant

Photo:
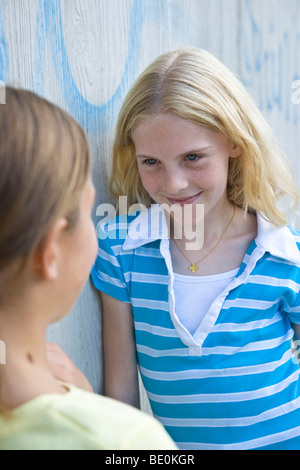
[189,264,199,273]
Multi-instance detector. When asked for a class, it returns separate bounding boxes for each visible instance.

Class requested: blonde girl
[0,87,175,450]
[90,47,300,450]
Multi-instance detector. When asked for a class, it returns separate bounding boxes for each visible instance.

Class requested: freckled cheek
[139,171,160,195]
[193,165,222,189]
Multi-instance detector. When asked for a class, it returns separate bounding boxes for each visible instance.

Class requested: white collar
[123,204,300,265]
[123,204,169,250]
[255,213,300,264]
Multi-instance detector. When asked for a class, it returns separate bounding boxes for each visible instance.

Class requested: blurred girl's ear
[34,218,68,281]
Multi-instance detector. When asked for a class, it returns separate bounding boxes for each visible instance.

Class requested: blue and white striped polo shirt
[91,204,300,450]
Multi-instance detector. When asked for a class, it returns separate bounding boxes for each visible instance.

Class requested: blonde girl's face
[132,113,241,222]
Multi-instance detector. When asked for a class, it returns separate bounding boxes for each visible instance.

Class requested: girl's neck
[170,204,257,276]
[0,305,67,410]
[170,199,235,245]
[203,201,235,240]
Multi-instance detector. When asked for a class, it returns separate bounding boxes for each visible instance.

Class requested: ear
[34,218,68,281]
[229,142,242,159]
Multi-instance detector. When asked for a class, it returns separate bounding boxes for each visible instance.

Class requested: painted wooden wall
[1,0,300,407]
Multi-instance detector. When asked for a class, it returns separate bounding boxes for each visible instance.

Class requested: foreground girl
[0,87,176,450]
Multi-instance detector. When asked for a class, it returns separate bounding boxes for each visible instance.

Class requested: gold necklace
[172,205,236,273]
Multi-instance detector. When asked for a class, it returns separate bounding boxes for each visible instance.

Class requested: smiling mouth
[166,192,203,206]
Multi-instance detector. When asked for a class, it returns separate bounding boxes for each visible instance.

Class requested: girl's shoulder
[96,212,140,245]
[96,205,165,258]
[96,205,164,245]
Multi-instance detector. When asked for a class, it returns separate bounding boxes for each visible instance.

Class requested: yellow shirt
[0,384,177,450]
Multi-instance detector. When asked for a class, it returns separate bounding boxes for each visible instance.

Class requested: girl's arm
[101,291,140,408]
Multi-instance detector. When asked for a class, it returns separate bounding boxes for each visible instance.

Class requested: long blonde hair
[110,47,299,225]
[0,87,91,301]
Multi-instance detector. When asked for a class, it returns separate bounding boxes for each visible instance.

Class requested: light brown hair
[0,87,91,302]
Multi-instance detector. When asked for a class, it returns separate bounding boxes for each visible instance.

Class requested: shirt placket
[159,237,266,356]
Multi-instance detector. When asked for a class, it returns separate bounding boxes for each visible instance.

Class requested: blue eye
[186,154,199,161]
[144,158,157,165]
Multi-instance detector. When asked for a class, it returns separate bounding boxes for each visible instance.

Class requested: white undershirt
[173,268,239,336]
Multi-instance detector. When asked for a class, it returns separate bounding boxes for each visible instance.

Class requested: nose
[163,168,189,195]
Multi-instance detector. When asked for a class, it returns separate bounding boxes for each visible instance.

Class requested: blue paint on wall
[33,0,47,96]
[242,0,300,124]
[0,7,8,81]
[0,0,299,128]
[32,0,148,134]
[242,0,263,77]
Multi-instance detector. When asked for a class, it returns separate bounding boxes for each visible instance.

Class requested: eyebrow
[136,146,212,159]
